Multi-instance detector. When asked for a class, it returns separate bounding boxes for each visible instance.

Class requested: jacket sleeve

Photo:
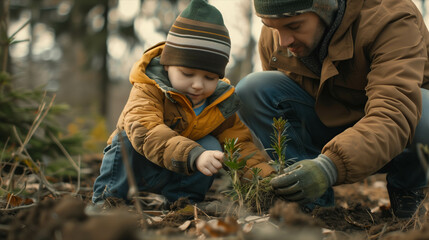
[322,9,425,184]
[122,83,202,175]
[212,114,276,180]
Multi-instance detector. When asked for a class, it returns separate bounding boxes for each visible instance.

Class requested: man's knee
[236,71,291,101]
[236,72,265,97]
[413,88,429,145]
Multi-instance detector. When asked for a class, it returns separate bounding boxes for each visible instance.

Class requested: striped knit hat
[160,0,231,78]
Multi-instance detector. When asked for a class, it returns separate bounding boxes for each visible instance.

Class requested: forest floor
[1,154,429,240]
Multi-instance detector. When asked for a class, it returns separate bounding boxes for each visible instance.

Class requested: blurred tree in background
[5,0,428,155]
[6,0,260,154]
[0,0,83,170]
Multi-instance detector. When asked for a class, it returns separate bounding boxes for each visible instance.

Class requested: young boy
[92,0,275,204]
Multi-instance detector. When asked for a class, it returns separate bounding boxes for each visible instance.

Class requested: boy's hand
[196,150,224,176]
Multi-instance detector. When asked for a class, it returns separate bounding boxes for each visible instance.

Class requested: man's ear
[164,65,169,71]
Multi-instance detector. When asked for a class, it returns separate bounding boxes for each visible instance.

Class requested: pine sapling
[223,138,255,208]
[244,167,262,214]
[223,138,276,214]
[269,117,288,174]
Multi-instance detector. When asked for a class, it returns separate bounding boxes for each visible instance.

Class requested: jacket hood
[129,42,166,86]
[129,42,237,108]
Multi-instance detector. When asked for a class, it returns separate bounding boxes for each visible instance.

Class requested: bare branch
[18,93,56,154]
[48,131,79,171]
[74,156,81,195]
[12,126,60,196]
[117,131,146,219]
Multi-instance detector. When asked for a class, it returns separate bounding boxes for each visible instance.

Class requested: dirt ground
[1,155,429,240]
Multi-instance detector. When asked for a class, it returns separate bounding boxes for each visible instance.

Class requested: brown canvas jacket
[258,0,429,184]
[108,42,275,179]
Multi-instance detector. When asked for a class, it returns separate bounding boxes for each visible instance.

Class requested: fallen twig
[5,192,13,209]
[117,131,146,219]
[193,205,212,219]
[344,214,370,228]
[48,132,79,171]
[366,209,375,225]
[50,131,82,195]
[12,127,59,196]
[401,192,428,231]
[5,161,18,191]
[0,224,11,232]
[0,137,9,163]
[74,156,81,194]
[17,93,55,154]
[1,203,37,212]
[367,223,387,240]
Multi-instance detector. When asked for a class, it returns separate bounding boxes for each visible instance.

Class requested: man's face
[261,12,326,57]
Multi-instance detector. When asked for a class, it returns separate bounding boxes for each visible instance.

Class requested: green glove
[270,154,337,203]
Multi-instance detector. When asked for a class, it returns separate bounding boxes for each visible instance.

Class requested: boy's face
[165,66,219,108]
[261,12,326,57]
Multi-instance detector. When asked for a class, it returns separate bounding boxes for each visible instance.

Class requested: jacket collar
[129,42,165,86]
[319,0,363,85]
[327,0,363,61]
[130,42,236,108]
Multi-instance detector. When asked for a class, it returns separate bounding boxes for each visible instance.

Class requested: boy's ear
[164,65,169,71]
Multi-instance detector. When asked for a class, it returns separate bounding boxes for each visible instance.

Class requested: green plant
[268,117,290,173]
[222,117,296,214]
[223,138,252,207]
[244,168,268,215]
[222,138,276,214]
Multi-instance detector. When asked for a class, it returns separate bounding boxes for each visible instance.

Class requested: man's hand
[270,154,337,203]
[196,150,224,176]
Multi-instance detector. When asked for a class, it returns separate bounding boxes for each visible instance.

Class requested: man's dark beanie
[253,0,338,26]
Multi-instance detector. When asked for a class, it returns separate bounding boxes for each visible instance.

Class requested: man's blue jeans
[236,71,429,206]
[92,131,222,204]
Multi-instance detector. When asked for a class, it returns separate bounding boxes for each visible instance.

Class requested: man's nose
[279,30,294,47]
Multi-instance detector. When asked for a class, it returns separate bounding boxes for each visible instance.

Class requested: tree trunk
[0,0,10,73]
[100,0,109,116]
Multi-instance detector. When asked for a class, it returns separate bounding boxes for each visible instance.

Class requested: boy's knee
[196,135,222,151]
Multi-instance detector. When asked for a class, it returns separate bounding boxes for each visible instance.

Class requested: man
[236,0,429,218]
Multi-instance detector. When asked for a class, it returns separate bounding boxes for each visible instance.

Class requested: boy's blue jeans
[92,131,222,204]
[236,71,429,206]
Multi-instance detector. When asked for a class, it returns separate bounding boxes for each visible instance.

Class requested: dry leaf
[197,216,239,237]
[45,175,60,183]
[242,222,254,233]
[178,220,192,231]
[150,216,163,223]
[177,204,195,216]
[6,193,33,207]
[243,215,270,223]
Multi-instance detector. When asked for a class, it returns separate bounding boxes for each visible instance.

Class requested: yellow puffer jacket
[108,42,275,179]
